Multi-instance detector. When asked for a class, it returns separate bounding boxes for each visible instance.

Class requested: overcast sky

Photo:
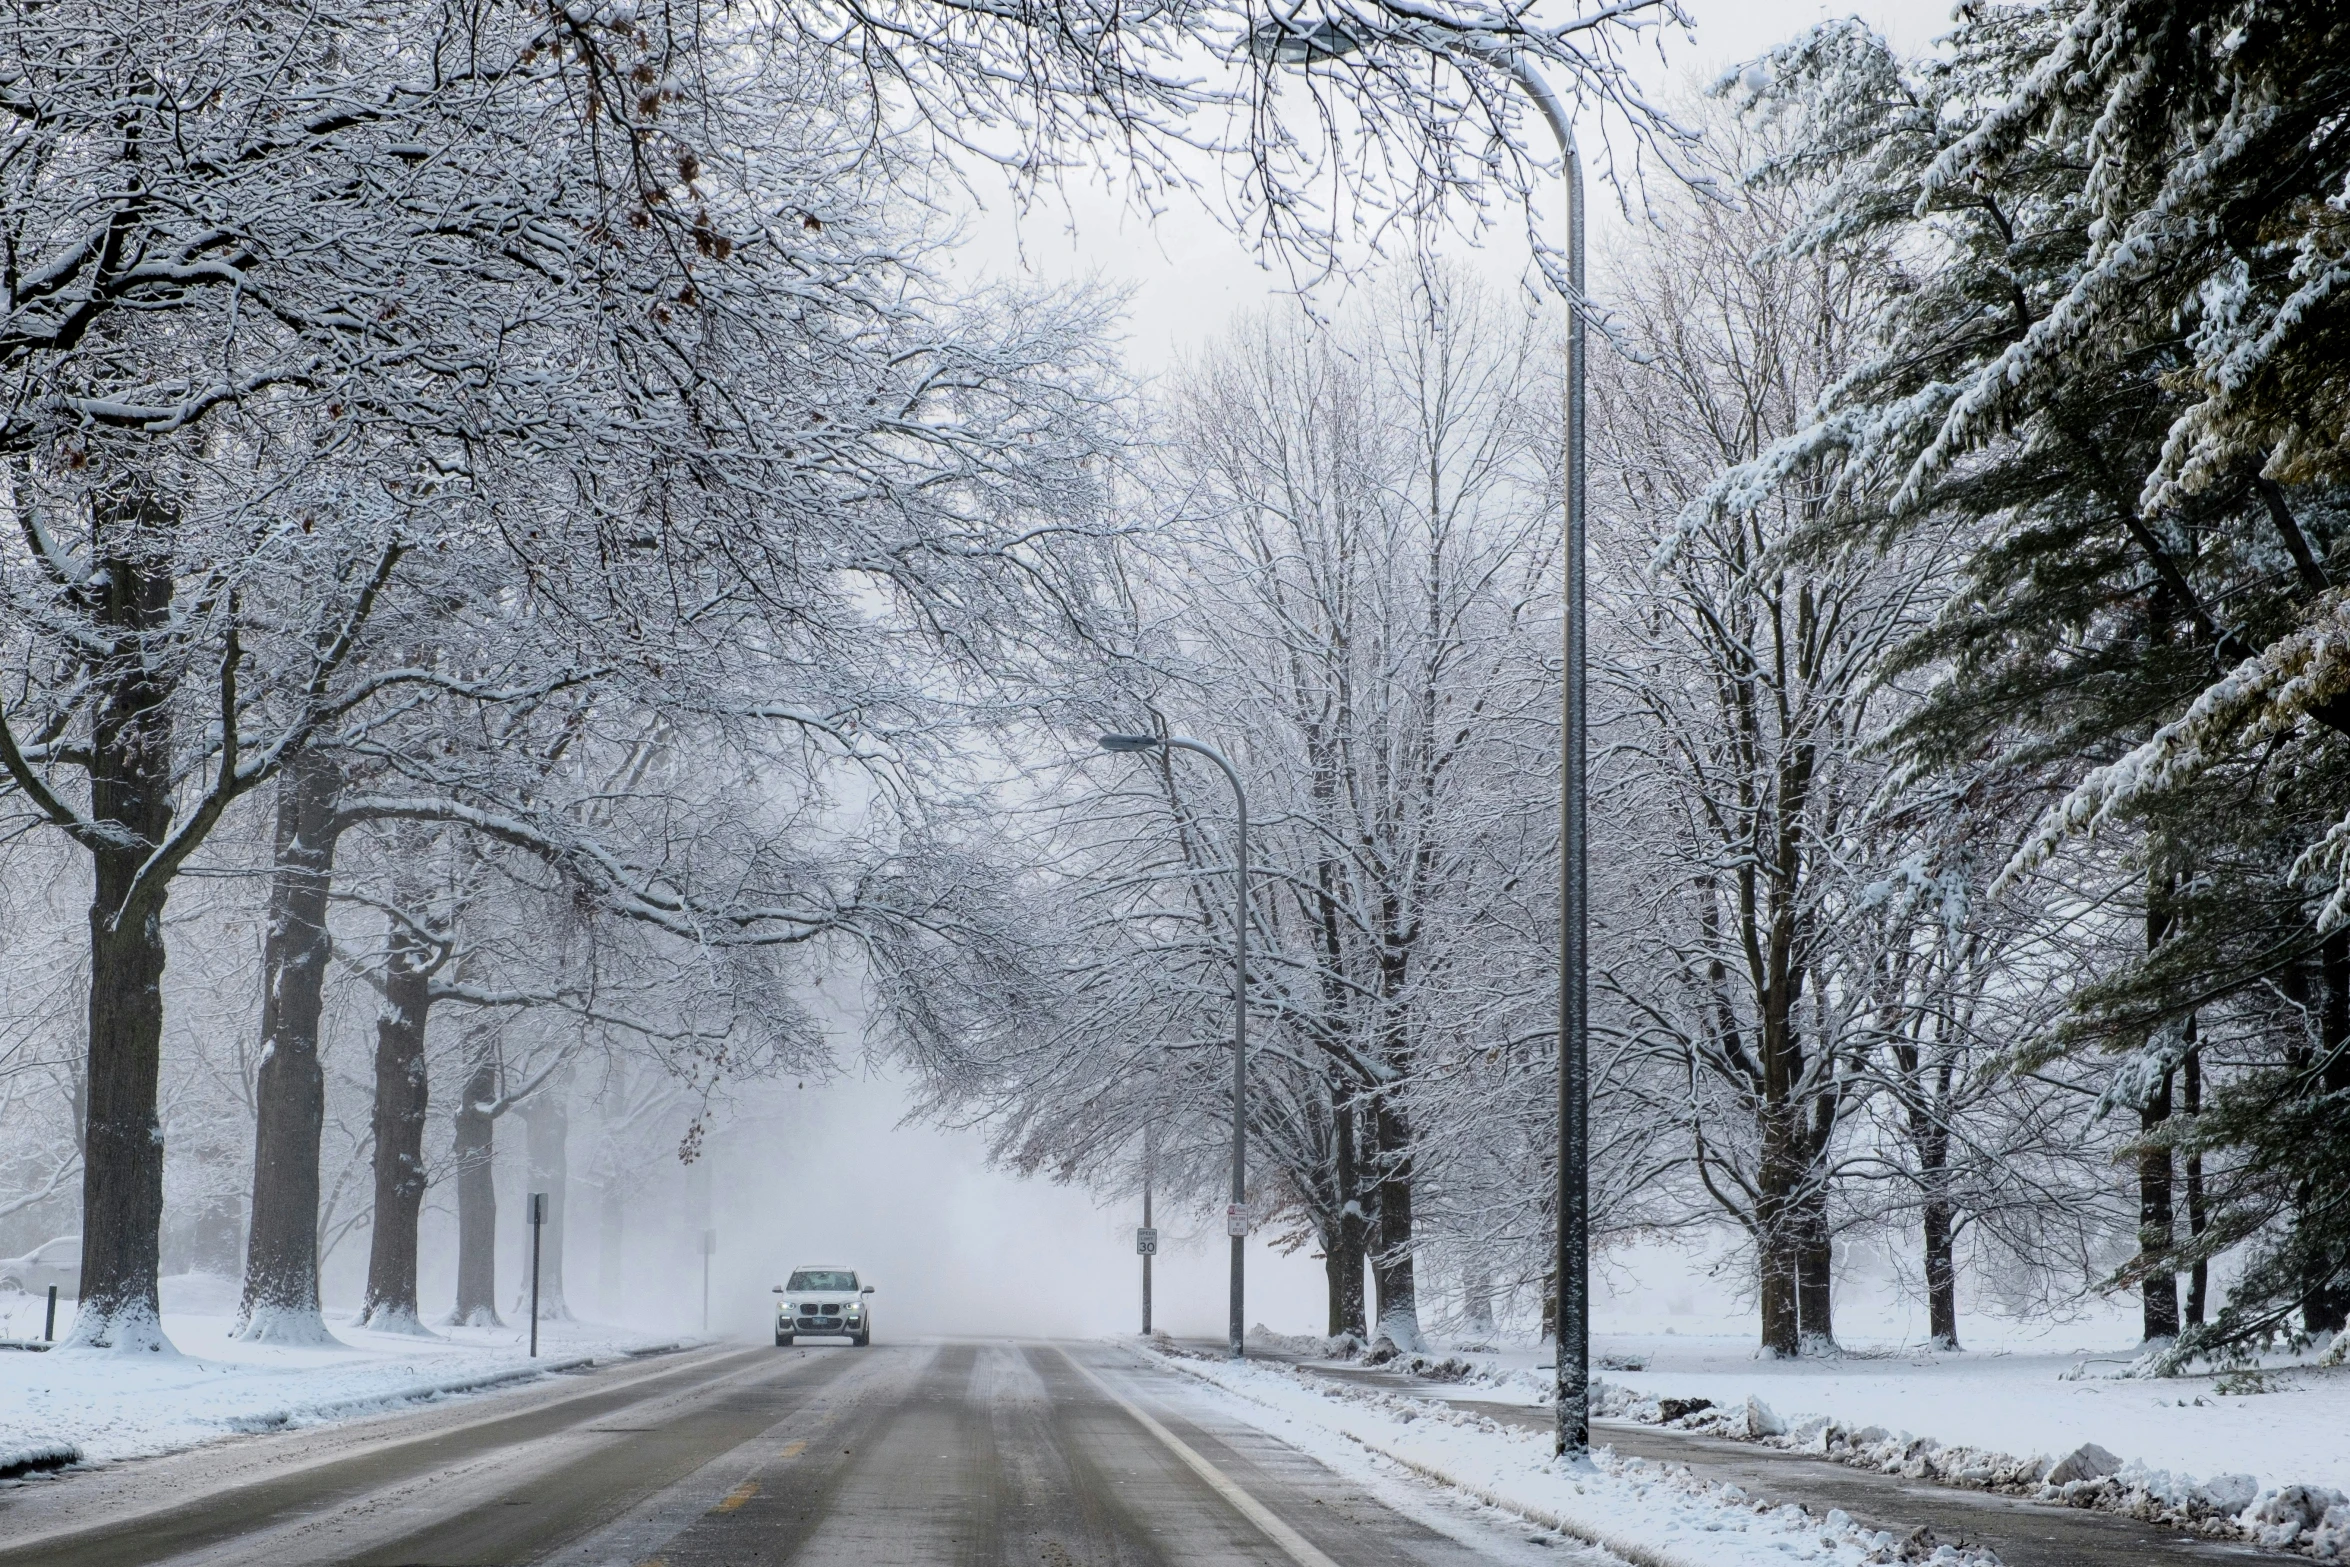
[946,0,1953,376]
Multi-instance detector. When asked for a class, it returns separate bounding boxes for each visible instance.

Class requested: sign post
[701,1229,717,1333]
[44,1284,56,1342]
[1135,1225,1157,1336]
[1139,1132,1156,1337]
[527,1192,548,1358]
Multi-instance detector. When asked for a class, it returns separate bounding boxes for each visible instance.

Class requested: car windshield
[786,1270,856,1292]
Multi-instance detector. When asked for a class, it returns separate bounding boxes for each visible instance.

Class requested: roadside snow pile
[1583,1380,2350,1559]
[0,1437,81,1480]
[1152,1343,2000,1566]
[0,1288,678,1471]
[1244,1324,1557,1400]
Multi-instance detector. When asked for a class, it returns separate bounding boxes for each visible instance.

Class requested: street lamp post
[1100,732,1251,1360]
[1245,22,1589,1453]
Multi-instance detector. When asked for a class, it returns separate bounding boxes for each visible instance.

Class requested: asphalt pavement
[0,1340,1588,1567]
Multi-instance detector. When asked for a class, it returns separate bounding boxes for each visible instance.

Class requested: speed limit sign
[1135,1226,1158,1255]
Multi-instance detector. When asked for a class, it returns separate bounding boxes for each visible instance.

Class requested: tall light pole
[1100,732,1250,1360]
[1246,21,1588,1452]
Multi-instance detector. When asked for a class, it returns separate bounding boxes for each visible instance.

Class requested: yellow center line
[714,1481,760,1513]
[779,1439,808,1459]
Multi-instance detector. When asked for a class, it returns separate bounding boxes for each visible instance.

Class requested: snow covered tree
[0,0,1691,1353]
[1589,103,1964,1357]
[883,266,1563,1350]
[1712,3,2350,1353]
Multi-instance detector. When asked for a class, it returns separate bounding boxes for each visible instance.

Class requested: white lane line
[1058,1348,1343,1567]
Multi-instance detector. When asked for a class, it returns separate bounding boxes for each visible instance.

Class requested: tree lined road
[0,1343,1584,1567]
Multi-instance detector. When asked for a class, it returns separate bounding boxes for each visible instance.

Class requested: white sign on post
[1135,1226,1158,1255]
[1224,1202,1251,1237]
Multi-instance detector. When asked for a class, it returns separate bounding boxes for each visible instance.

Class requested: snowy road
[0,1342,1589,1567]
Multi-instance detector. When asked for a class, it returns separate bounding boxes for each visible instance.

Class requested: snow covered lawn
[1247,1326,2350,1559]
[0,1274,680,1472]
[1370,1329,2350,1498]
[1147,1342,1999,1567]
[1585,1330,2350,1501]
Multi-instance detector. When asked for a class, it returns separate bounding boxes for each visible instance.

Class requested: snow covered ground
[0,1273,679,1471]
[1149,1342,2000,1567]
[1238,1314,2350,1559]
[1354,1328,2350,1501]
[1594,1330,2350,1499]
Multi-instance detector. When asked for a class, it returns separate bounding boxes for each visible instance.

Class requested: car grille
[788,1303,855,1331]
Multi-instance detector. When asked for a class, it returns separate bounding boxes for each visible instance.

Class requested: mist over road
[0,1342,1572,1566]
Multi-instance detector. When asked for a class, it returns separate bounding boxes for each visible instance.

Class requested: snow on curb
[1577,1380,2350,1560]
[0,1438,81,1480]
[1147,1344,1996,1566]
[218,1353,599,1433]
[3,1320,691,1472]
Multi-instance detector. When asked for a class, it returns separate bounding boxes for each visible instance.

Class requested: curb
[1140,1347,1712,1567]
[0,1440,81,1480]
[223,1353,600,1432]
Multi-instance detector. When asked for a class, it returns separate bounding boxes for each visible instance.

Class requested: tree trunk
[2182,1035,2208,1330]
[1795,1179,1835,1352]
[1461,1259,1496,1338]
[1923,1194,1960,1350]
[1367,1093,1420,1350]
[598,1183,626,1321]
[2308,930,2350,1334]
[1327,1086,1367,1340]
[516,1075,571,1321]
[447,1028,502,1327]
[1911,1091,1960,1349]
[1756,1102,1802,1358]
[68,509,179,1353]
[235,753,345,1345]
[2139,1066,2180,1341]
[360,914,434,1332]
[2140,880,2180,1342]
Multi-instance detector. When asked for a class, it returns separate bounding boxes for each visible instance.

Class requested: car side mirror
[771,1286,785,1294]
[862,1285,875,1294]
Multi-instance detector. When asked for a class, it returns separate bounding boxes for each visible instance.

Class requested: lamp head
[1245,17,1363,63]
[1098,733,1162,753]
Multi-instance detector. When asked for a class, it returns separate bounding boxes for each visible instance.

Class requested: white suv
[773,1266,873,1346]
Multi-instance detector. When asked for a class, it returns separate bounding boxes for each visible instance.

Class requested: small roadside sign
[1224,1202,1251,1237]
[1135,1227,1158,1255]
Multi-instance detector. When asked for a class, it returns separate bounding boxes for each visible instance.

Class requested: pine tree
[1719,2,2350,1354]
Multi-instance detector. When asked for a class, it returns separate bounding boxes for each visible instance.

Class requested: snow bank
[1570,1330,2350,1495]
[1293,1328,2350,1562]
[0,1437,80,1480]
[1149,1343,2000,1567]
[0,1283,680,1471]
[1582,1381,2350,1560]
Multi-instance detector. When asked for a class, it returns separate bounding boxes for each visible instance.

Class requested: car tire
[775,1331,793,1347]
[851,1329,870,1347]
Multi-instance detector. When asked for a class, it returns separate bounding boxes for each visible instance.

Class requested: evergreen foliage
[1716,2,2350,1355]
